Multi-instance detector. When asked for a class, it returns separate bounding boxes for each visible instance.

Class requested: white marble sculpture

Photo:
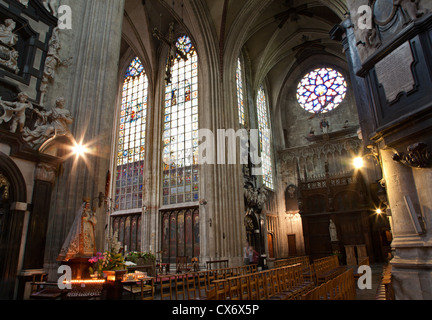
[329,219,339,242]
[0,92,34,133]
[22,97,73,149]
[0,18,20,73]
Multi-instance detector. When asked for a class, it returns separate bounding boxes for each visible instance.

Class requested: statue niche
[285,184,299,214]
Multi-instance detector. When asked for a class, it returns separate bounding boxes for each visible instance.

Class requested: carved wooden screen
[161,207,199,263]
[111,214,142,252]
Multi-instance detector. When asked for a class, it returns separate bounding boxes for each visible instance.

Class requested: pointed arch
[114,57,149,212]
[162,34,199,206]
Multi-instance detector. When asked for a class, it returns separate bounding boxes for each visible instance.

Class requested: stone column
[381,146,432,300]
[43,0,125,279]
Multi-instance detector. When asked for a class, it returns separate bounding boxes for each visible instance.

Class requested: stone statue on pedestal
[57,197,97,261]
[329,219,338,242]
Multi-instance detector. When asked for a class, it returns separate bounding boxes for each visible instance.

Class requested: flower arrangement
[89,251,126,277]
[88,232,126,277]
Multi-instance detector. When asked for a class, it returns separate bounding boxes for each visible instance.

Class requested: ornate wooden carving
[0,172,10,200]
[393,142,432,168]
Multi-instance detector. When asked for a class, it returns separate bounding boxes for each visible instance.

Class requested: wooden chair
[188,257,200,272]
[207,271,216,292]
[248,274,259,300]
[227,277,241,300]
[214,279,228,300]
[160,276,173,300]
[175,275,186,300]
[176,256,189,273]
[185,273,197,300]
[256,272,267,300]
[263,271,274,299]
[141,278,155,300]
[239,275,250,300]
[196,271,208,298]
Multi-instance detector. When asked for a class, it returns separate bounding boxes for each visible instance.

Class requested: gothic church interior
[0,0,431,301]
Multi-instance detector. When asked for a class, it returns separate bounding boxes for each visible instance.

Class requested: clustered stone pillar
[43,0,125,280]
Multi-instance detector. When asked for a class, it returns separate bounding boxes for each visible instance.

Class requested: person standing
[243,241,250,265]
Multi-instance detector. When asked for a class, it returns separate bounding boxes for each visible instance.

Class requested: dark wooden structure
[298,163,377,263]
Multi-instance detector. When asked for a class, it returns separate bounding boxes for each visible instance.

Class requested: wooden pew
[209,264,315,301]
[313,255,346,285]
[302,268,356,300]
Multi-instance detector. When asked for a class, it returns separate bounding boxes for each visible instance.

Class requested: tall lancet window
[162,35,199,206]
[257,85,274,190]
[236,58,247,127]
[114,57,148,212]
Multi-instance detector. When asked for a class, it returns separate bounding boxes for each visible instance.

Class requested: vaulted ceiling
[121,0,348,102]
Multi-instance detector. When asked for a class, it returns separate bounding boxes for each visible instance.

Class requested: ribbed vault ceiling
[122,0,348,101]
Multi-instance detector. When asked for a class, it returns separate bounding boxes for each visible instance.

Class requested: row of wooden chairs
[302,268,356,300]
[158,264,258,300]
[311,255,346,285]
[209,263,315,301]
[274,256,310,270]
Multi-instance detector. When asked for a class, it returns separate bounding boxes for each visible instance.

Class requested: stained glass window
[297,67,347,114]
[257,85,274,190]
[162,35,199,206]
[114,57,148,211]
[236,58,247,127]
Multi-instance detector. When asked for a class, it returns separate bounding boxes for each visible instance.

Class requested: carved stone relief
[35,162,57,184]
[278,138,362,187]
[395,0,428,22]
[244,182,268,213]
[0,92,73,151]
[352,0,429,62]
[40,27,72,105]
[0,18,20,74]
[22,97,73,150]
